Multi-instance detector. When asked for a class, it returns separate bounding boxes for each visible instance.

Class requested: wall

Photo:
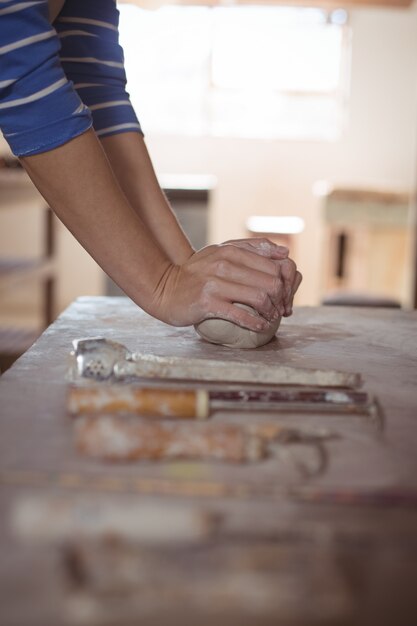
[145,2,417,306]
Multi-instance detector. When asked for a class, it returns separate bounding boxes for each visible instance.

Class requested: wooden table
[1,297,417,626]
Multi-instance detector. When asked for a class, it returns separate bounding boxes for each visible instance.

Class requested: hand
[229,240,302,317]
[223,237,289,260]
[276,257,303,317]
[149,239,301,330]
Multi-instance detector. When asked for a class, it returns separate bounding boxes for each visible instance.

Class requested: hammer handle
[68,386,209,420]
[68,385,371,420]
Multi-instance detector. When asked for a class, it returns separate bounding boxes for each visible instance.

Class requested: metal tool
[74,414,335,469]
[68,337,362,388]
[67,384,378,420]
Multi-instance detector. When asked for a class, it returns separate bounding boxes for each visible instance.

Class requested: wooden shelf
[0,170,57,369]
[0,258,55,292]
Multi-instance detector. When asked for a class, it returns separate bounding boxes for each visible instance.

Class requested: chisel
[68,384,374,420]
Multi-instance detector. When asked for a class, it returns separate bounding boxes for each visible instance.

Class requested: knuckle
[270,276,281,295]
[205,244,217,256]
[282,258,296,278]
[220,244,235,260]
[200,290,216,311]
[202,277,218,296]
[214,259,230,276]
[255,291,269,308]
[200,295,212,310]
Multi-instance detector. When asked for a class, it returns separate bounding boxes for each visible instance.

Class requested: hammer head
[69,337,130,381]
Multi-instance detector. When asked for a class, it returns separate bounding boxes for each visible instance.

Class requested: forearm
[21,129,171,312]
[100,132,194,265]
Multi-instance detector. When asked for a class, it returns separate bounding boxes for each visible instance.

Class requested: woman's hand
[277,257,303,317]
[149,240,302,330]
[226,238,302,317]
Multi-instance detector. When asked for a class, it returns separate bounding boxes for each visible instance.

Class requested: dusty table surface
[1,297,417,626]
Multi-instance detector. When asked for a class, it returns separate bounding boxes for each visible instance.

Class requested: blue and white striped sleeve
[55,0,143,140]
[0,0,92,156]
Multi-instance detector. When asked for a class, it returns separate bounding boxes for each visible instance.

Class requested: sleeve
[54,0,143,139]
[0,0,92,156]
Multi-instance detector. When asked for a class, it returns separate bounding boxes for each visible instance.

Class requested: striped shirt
[0,0,142,157]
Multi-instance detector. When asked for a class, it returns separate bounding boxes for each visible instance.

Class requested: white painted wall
[145,3,417,305]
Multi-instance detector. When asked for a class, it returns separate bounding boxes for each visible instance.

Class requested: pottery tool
[74,416,267,462]
[11,494,220,544]
[74,415,334,465]
[67,383,378,420]
[68,337,362,388]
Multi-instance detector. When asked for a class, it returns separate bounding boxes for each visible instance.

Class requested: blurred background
[1,0,417,369]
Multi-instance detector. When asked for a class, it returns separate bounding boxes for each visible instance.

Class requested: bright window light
[246,216,305,235]
[118,4,350,140]
[211,8,342,92]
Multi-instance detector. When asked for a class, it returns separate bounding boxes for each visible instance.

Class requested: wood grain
[1,298,417,625]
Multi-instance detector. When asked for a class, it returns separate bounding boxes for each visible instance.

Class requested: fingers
[277,258,297,316]
[211,278,281,323]
[214,244,283,279]
[214,257,285,317]
[280,270,303,317]
[205,244,298,318]
[223,238,289,260]
[205,300,269,332]
[163,242,301,329]
[290,271,303,311]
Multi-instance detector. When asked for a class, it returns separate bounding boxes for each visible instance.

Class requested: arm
[54,0,193,264]
[22,128,291,329]
[99,132,302,317]
[0,0,91,155]
[100,132,194,265]
[2,1,300,327]
[51,0,301,319]
[21,129,170,311]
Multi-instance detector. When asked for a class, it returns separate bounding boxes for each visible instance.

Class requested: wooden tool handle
[75,416,265,463]
[68,386,210,420]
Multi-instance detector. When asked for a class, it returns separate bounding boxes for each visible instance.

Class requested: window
[118,4,350,140]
